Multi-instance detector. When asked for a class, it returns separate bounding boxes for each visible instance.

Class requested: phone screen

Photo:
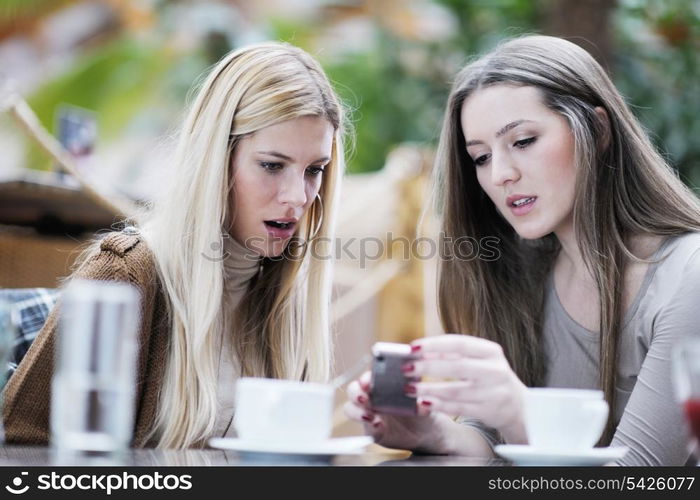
[369,342,419,416]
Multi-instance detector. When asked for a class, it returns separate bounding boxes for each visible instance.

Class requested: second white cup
[524,388,609,452]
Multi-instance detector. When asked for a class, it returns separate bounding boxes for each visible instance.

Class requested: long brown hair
[433,35,700,443]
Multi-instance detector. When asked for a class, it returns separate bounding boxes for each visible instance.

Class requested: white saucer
[208,436,374,456]
[494,444,629,466]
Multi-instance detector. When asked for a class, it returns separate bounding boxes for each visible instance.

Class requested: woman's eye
[473,154,490,167]
[306,166,326,176]
[260,161,283,172]
[514,137,536,148]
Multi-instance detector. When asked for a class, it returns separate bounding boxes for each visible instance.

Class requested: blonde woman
[346,35,700,465]
[4,42,346,449]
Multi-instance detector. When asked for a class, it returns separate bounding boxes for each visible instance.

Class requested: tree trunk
[541,0,618,72]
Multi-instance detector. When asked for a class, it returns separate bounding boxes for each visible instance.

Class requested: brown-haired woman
[345,35,700,466]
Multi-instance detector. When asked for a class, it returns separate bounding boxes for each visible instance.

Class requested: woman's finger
[414,379,520,406]
[346,379,371,408]
[411,334,503,359]
[417,397,470,418]
[343,400,364,421]
[359,370,372,392]
[343,400,377,423]
[415,398,432,417]
[407,357,506,380]
[413,380,476,401]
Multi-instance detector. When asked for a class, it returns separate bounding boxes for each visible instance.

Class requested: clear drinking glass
[672,337,700,464]
[0,299,17,443]
[51,279,140,455]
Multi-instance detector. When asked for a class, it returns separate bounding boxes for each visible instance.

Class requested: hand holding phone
[369,342,419,416]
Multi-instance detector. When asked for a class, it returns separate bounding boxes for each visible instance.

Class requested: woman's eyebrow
[495,119,533,138]
[256,151,330,164]
[256,150,293,161]
[465,119,535,147]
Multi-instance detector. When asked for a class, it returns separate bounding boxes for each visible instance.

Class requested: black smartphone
[369,342,419,416]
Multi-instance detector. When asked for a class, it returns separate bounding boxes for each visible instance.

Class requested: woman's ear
[594,106,611,151]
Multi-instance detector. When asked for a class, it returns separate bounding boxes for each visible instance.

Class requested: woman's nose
[278,171,308,208]
[491,153,520,186]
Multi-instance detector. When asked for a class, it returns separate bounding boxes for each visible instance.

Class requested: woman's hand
[407,334,528,444]
[343,371,454,453]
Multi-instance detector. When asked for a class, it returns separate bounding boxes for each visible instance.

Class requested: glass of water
[51,279,140,455]
[0,299,17,442]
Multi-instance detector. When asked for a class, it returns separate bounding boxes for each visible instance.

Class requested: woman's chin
[260,239,292,259]
[253,232,307,259]
[514,225,551,241]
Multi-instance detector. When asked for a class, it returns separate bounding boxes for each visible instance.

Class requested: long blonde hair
[433,35,700,443]
[136,42,346,448]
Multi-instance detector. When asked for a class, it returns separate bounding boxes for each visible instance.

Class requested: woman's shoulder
[649,231,700,296]
[98,226,150,258]
[78,226,157,286]
[659,231,700,265]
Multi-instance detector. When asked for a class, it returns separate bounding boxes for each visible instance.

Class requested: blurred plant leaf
[24,37,177,170]
[614,0,700,187]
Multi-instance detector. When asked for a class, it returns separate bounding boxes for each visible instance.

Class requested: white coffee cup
[234,377,334,443]
[524,388,609,451]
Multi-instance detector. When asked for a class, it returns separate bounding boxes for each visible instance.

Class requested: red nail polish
[401,362,414,373]
[410,344,422,353]
[361,414,372,422]
[420,399,432,407]
[404,383,416,394]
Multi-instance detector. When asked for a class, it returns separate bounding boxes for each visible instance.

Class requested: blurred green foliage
[320,33,452,174]
[0,0,57,19]
[25,38,174,169]
[309,1,541,173]
[23,36,215,171]
[315,0,700,181]
[18,0,700,188]
[29,39,171,137]
[613,0,700,187]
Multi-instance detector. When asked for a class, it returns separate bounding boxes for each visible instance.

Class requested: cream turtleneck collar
[222,234,261,302]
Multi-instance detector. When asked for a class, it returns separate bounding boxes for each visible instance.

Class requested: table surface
[0,445,507,467]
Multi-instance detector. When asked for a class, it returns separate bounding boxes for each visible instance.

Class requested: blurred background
[1,0,698,180]
[0,0,698,434]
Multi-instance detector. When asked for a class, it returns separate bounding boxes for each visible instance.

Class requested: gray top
[542,232,700,465]
[462,232,700,465]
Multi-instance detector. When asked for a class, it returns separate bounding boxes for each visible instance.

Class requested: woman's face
[460,84,577,240]
[229,115,334,257]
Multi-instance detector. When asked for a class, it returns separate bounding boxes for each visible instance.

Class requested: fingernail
[361,414,373,422]
[419,399,432,407]
[404,383,416,394]
[401,362,414,373]
[410,344,422,353]
[372,420,382,429]
[358,395,367,404]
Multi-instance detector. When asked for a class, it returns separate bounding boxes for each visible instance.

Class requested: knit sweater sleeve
[2,231,159,446]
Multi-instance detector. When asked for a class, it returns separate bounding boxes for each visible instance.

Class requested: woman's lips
[509,196,537,216]
[263,221,296,239]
